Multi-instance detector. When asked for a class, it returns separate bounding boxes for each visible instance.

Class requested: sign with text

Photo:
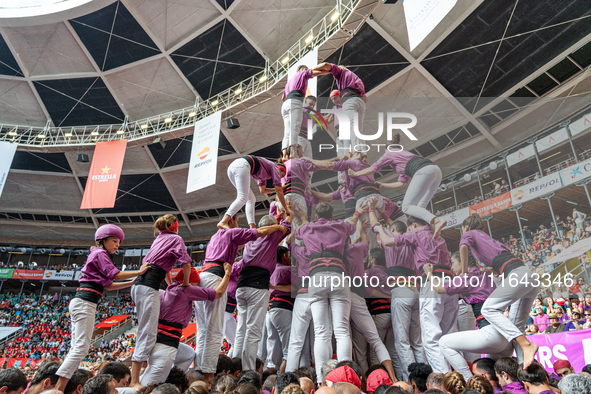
[43,270,75,281]
[12,269,45,280]
[536,128,567,153]
[403,0,457,51]
[528,328,591,373]
[507,144,535,167]
[186,112,221,193]
[510,173,562,205]
[0,141,17,199]
[95,314,130,328]
[559,158,591,187]
[440,207,470,229]
[470,192,512,216]
[0,269,14,279]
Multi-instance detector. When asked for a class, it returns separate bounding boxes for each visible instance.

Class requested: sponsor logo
[569,166,583,180]
[198,147,210,160]
[528,178,560,193]
[91,165,116,182]
[194,158,213,169]
[513,189,524,201]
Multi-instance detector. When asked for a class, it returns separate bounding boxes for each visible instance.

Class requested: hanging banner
[12,269,45,280]
[0,269,14,279]
[510,172,562,205]
[469,192,512,216]
[124,249,142,257]
[0,141,17,199]
[287,46,318,97]
[559,157,591,187]
[0,327,21,341]
[570,112,591,136]
[74,271,82,281]
[80,140,128,209]
[440,207,470,229]
[506,145,535,167]
[536,128,567,153]
[95,314,130,328]
[403,0,457,51]
[528,328,591,373]
[142,248,150,256]
[186,112,222,193]
[43,270,75,280]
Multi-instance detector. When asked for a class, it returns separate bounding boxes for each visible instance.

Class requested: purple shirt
[284,69,312,97]
[290,243,309,279]
[460,229,510,267]
[143,230,191,272]
[241,221,291,273]
[537,391,555,394]
[493,386,503,394]
[249,157,282,187]
[205,228,258,263]
[393,226,451,271]
[159,282,216,328]
[333,185,356,203]
[295,218,355,256]
[330,64,365,95]
[228,261,242,299]
[269,201,278,216]
[270,264,294,297]
[501,382,528,394]
[283,158,318,184]
[383,229,416,273]
[443,266,495,304]
[365,265,390,297]
[80,247,120,288]
[370,150,416,184]
[533,314,551,331]
[382,197,400,218]
[333,159,376,191]
[346,242,369,279]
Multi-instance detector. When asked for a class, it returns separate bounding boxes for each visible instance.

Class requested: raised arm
[377,181,406,190]
[348,167,375,178]
[368,198,397,247]
[274,186,290,217]
[257,224,288,238]
[309,188,334,203]
[311,63,332,75]
[459,244,470,275]
[213,263,232,299]
[422,264,447,294]
[301,157,335,171]
[112,262,150,281]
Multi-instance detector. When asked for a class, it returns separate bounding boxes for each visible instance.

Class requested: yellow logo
[101,165,111,174]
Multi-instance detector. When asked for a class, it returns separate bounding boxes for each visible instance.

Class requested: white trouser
[226,159,256,225]
[140,342,194,385]
[309,271,352,383]
[351,319,369,373]
[194,272,227,373]
[482,265,539,363]
[282,99,304,150]
[391,286,424,381]
[266,308,292,369]
[350,293,390,365]
[286,293,314,372]
[298,136,313,160]
[337,97,365,152]
[224,311,237,347]
[56,298,96,379]
[419,282,459,373]
[131,284,160,362]
[440,325,514,380]
[278,194,307,229]
[372,313,403,380]
[233,287,270,371]
[457,299,479,363]
[402,165,442,224]
[355,194,383,249]
[257,318,268,362]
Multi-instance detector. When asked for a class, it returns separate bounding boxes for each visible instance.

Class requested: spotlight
[305,35,313,44]
[117,129,125,135]
[282,57,289,64]
[91,131,99,136]
[211,100,219,106]
[141,124,148,129]
[65,132,72,137]
[489,161,498,171]
[463,174,472,182]
[8,131,17,136]
[189,111,197,117]
[37,134,46,139]
[259,75,268,82]
[164,117,172,123]
[439,184,448,192]
[235,88,242,95]
[77,154,89,163]
[331,12,339,21]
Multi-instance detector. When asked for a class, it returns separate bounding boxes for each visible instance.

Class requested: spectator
[553,304,569,323]
[466,376,493,394]
[442,372,465,394]
[493,358,527,394]
[299,377,315,394]
[408,363,432,394]
[564,309,586,331]
[274,373,299,394]
[573,209,587,229]
[471,359,500,394]
[558,373,591,394]
[325,367,361,389]
[98,362,131,388]
[516,363,554,394]
[28,360,60,394]
[532,307,550,332]
[151,383,181,394]
[553,360,575,378]
[81,374,116,394]
[0,368,28,394]
[282,383,307,394]
[64,369,93,394]
[543,315,565,334]
[527,324,540,335]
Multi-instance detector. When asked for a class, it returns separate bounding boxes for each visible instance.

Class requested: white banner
[510,172,562,205]
[124,249,142,257]
[0,327,21,341]
[536,128,567,153]
[570,113,591,136]
[142,248,150,256]
[507,144,535,167]
[74,271,82,281]
[0,142,17,198]
[441,207,470,229]
[287,47,318,97]
[43,270,75,280]
[186,111,222,193]
[403,0,457,51]
[542,237,591,267]
[559,158,591,187]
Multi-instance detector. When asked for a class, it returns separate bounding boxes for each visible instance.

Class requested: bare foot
[129,382,144,391]
[217,215,231,229]
[521,341,539,369]
[432,218,447,240]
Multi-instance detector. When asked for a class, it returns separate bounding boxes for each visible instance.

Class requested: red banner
[181,323,197,341]
[12,269,45,280]
[95,314,130,328]
[7,358,28,368]
[469,192,512,216]
[81,140,128,209]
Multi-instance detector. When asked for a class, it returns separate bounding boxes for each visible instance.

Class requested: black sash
[340,87,362,103]
[286,90,305,101]
[75,281,104,304]
[352,182,380,200]
[404,157,434,179]
[367,298,391,315]
[390,205,403,221]
[136,265,167,290]
[202,261,225,278]
[242,155,261,176]
[471,302,490,329]
[156,319,183,349]
[421,264,453,283]
[226,296,237,314]
[283,177,306,196]
[387,266,417,288]
[492,252,524,278]
[270,294,295,311]
[309,250,346,276]
[237,266,271,290]
[345,200,357,218]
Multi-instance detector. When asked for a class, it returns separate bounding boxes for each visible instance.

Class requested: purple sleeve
[332,191,340,201]
[96,254,120,282]
[459,232,473,248]
[398,174,411,184]
[332,160,354,172]
[271,166,282,186]
[393,232,415,248]
[277,267,292,285]
[329,64,342,78]
[269,202,278,216]
[370,154,391,173]
[231,228,258,244]
[443,276,470,296]
[172,237,192,265]
[344,222,356,236]
[302,161,318,173]
[186,286,217,302]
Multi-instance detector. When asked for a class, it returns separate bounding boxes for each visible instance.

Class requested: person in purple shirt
[299,96,318,160]
[223,260,241,352]
[516,362,557,394]
[140,265,231,386]
[55,225,149,392]
[309,183,357,219]
[282,65,327,160]
[232,215,290,372]
[369,196,457,374]
[194,210,287,386]
[218,155,289,229]
[265,246,296,372]
[280,156,319,229]
[425,252,513,380]
[312,63,367,152]
[459,213,540,370]
[129,214,192,389]
[494,357,528,394]
[348,133,446,240]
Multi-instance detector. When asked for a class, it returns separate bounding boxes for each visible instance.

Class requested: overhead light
[435,197,452,204]
[211,100,219,106]
[305,35,313,44]
[164,117,172,123]
[540,151,561,163]
[235,88,242,95]
[482,177,502,187]
[282,57,289,64]
[331,12,339,21]
[8,131,17,136]
[520,217,528,221]
[259,75,268,82]
[37,134,46,139]
[65,132,72,137]
[189,111,196,117]
[141,124,148,129]
[489,161,498,170]
[463,174,472,182]
[91,131,99,136]
[116,129,125,135]
[567,200,578,205]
